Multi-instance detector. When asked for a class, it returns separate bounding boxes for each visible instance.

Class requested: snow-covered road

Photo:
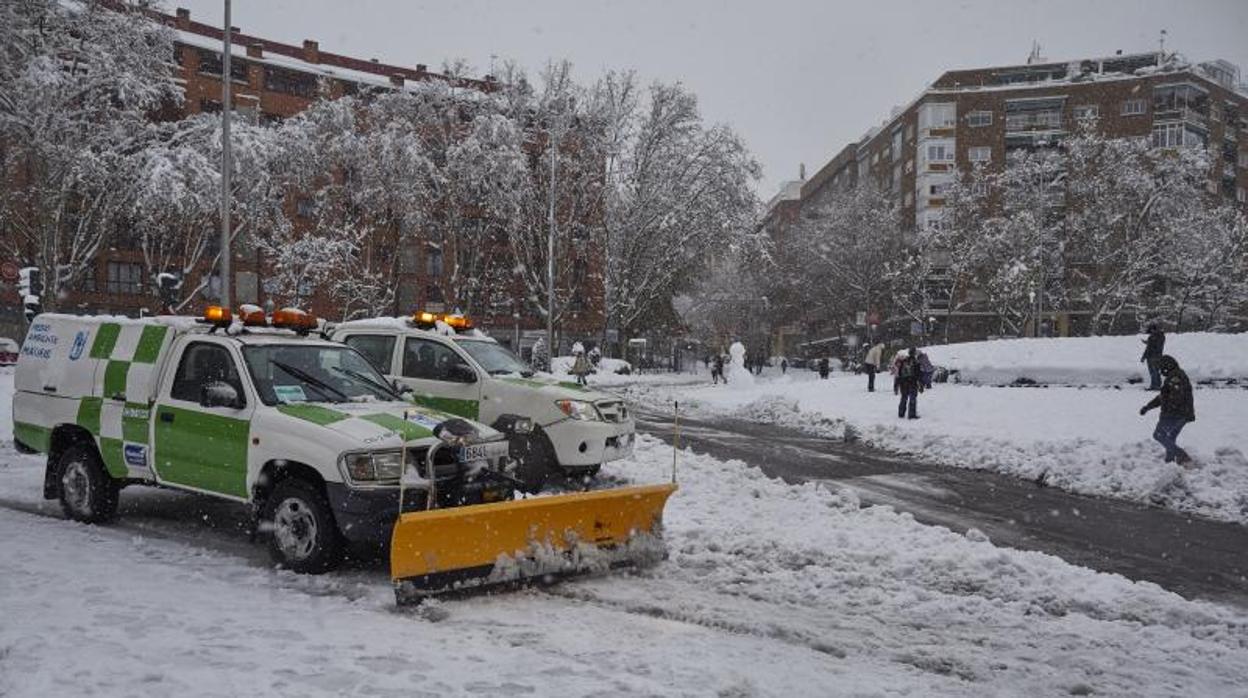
[3,369,1248,696]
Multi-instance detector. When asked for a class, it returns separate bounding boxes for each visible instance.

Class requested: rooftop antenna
[1027,40,1042,65]
[1158,28,1167,56]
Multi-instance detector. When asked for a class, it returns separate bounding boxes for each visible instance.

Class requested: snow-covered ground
[925,332,1248,386]
[3,368,1248,696]
[624,364,1248,524]
[548,356,704,388]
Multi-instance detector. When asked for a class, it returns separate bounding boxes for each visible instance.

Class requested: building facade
[768,49,1248,346]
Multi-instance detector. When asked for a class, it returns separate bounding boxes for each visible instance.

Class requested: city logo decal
[68,331,88,361]
[123,443,147,468]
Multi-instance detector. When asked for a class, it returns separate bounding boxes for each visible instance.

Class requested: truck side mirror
[392,379,413,395]
[200,381,242,409]
[448,363,477,384]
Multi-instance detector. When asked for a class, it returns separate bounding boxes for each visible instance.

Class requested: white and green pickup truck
[11,311,524,573]
[332,315,636,491]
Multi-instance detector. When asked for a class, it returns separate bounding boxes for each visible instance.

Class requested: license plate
[458,440,510,463]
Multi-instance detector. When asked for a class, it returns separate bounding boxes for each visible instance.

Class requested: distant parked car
[0,337,18,366]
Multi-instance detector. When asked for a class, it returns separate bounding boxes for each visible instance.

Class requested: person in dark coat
[1140,324,1166,391]
[896,348,922,419]
[1139,355,1195,464]
[780,358,788,375]
[712,354,725,384]
[818,357,830,379]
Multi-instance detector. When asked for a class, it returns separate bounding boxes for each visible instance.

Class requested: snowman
[725,341,755,387]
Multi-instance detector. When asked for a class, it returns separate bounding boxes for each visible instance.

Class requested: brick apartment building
[2,5,604,353]
[766,49,1248,349]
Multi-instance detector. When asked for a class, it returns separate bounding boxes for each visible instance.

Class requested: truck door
[152,340,254,499]
[396,337,482,419]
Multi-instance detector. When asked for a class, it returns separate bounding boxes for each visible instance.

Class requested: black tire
[263,478,343,574]
[14,439,37,455]
[509,430,555,494]
[561,464,601,480]
[56,444,120,524]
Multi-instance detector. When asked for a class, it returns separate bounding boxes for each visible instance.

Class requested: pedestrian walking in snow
[818,357,830,379]
[781,358,788,375]
[570,344,592,386]
[1139,355,1195,465]
[918,350,934,390]
[712,354,725,384]
[890,349,907,394]
[896,348,922,419]
[1141,324,1166,391]
[863,342,884,392]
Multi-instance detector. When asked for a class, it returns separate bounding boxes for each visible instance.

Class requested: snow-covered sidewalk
[3,369,1248,695]
[626,372,1248,524]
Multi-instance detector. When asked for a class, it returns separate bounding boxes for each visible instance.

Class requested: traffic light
[17,266,42,322]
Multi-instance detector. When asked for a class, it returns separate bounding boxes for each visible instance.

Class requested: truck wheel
[511,431,554,494]
[57,444,120,524]
[264,478,343,574]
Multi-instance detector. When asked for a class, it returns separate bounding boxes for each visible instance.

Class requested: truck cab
[332,313,636,492]
[12,308,523,573]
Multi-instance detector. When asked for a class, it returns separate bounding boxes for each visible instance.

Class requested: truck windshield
[243,344,399,405]
[458,340,533,377]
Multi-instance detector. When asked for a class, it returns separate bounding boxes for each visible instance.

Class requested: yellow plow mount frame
[390,483,677,601]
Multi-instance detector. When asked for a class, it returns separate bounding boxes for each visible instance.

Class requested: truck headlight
[555,399,601,421]
[340,450,404,483]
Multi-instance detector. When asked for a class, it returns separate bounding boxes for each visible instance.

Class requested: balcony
[1153,107,1209,129]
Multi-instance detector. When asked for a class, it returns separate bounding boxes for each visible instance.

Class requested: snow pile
[632,373,1248,524]
[551,355,633,376]
[927,332,1248,386]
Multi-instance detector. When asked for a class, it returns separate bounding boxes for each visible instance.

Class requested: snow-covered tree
[0,0,180,308]
[600,78,762,339]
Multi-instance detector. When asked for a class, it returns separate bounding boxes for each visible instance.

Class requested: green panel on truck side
[103,360,130,399]
[153,406,250,499]
[98,437,128,478]
[122,402,152,444]
[89,323,121,359]
[132,325,168,364]
[76,397,103,435]
[14,422,51,453]
[409,395,479,420]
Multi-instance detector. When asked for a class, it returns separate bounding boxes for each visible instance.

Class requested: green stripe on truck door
[153,406,250,498]
[132,325,168,364]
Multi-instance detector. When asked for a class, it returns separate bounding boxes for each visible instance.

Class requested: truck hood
[496,374,619,403]
[272,400,502,449]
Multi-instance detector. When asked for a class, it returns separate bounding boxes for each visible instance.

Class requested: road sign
[855,311,867,326]
[910,320,925,336]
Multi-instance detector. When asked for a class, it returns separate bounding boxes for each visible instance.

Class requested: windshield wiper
[271,360,348,402]
[330,365,400,400]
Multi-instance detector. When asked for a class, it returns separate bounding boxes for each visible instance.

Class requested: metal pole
[546,124,556,363]
[219,0,233,310]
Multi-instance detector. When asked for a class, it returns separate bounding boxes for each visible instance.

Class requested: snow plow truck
[10,308,675,602]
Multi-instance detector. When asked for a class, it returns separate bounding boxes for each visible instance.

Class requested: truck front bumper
[545,418,636,470]
[325,481,511,545]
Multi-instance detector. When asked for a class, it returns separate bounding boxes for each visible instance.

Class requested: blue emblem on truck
[123,443,147,468]
[68,331,88,361]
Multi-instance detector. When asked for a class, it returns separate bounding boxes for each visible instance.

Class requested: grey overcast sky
[174,0,1248,197]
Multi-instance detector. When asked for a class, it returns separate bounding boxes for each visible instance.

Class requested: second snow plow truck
[11,307,676,603]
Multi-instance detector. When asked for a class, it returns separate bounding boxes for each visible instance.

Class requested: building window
[295,197,315,218]
[265,66,318,98]
[1151,123,1205,148]
[906,125,915,142]
[892,163,901,190]
[1073,104,1099,121]
[967,110,993,127]
[1152,83,1208,119]
[200,99,222,114]
[197,49,248,83]
[1238,188,1247,204]
[968,146,992,163]
[426,246,443,278]
[871,152,879,165]
[925,142,954,163]
[928,182,949,197]
[1121,99,1147,116]
[919,102,957,130]
[971,181,990,197]
[1005,110,1061,132]
[80,265,98,293]
[105,261,144,295]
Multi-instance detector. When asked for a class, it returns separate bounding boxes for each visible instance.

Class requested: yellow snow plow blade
[390,483,677,602]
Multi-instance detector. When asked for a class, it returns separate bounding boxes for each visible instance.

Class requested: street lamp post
[219,0,233,310]
[546,120,558,361]
[1028,289,1037,337]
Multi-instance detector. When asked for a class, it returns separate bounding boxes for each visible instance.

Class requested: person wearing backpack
[897,348,922,419]
[1139,355,1195,464]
